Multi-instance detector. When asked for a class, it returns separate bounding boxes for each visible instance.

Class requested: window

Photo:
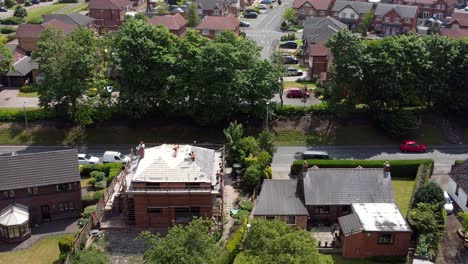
[435,4,440,9]
[58,201,74,211]
[286,216,296,225]
[215,30,222,36]
[341,206,351,215]
[28,187,39,195]
[423,12,429,18]
[377,233,394,244]
[456,184,460,196]
[394,18,400,23]
[375,24,382,30]
[440,4,445,9]
[314,206,330,214]
[198,9,203,15]
[452,25,460,29]
[202,29,210,35]
[424,4,430,8]
[318,10,326,16]
[340,12,346,18]
[147,207,162,214]
[350,13,355,19]
[213,9,220,15]
[376,15,383,20]
[3,190,14,198]
[385,17,390,22]
[403,27,410,32]
[265,216,275,220]
[175,207,200,223]
[435,13,442,19]
[404,18,410,23]
[57,184,72,192]
[146,183,160,189]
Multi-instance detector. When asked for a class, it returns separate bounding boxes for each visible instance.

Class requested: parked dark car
[261,0,272,4]
[279,41,298,49]
[244,12,258,19]
[240,21,250,27]
[286,88,309,97]
[284,68,303,76]
[282,55,299,64]
[32,0,40,4]
[0,6,7,12]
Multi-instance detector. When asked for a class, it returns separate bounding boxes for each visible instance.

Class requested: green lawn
[330,255,405,264]
[0,235,66,264]
[392,177,416,217]
[283,81,316,90]
[17,91,38,98]
[25,3,72,23]
[57,2,88,14]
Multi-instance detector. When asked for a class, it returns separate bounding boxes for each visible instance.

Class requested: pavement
[0,88,39,108]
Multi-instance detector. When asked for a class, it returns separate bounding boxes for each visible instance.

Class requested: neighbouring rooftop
[253,180,308,216]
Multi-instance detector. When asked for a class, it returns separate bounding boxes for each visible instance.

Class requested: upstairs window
[57,183,72,192]
[202,29,210,35]
[3,190,14,198]
[28,187,39,195]
[377,233,394,244]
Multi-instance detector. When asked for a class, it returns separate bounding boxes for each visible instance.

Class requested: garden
[79,163,122,207]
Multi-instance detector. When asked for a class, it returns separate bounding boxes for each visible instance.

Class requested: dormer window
[213,9,220,15]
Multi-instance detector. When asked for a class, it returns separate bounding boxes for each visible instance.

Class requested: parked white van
[102,151,130,164]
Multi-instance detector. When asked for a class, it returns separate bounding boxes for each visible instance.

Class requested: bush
[80,163,121,177]
[226,220,247,262]
[412,182,444,209]
[81,193,94,202]
[58,235,74,261]
[4,0,15,8]
[375,109,420,139]
[1,17,22,25]
[0,108,55,121]
[20,85,38,93]
[93,190,104,201]
[0,26,16,34]
[25,0,32,6]
[240,200,253,211]
[88,177,96,186]
[82,205,96,218]
[71,248,108,264]
[415,233,439,260]
[13,6,27,18]
[291,159,433,177]
[90,171,106,181]
[94,180,107,190]
[234,210,250,224]
[273,102,331,117]
[240,164,262,193]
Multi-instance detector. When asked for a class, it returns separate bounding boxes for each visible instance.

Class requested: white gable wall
[447,177,468,212]
[339,7,359,19]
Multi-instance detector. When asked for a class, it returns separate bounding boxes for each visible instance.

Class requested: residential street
[0,88,39,108]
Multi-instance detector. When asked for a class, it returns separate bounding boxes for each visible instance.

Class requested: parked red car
[400,140,427,153]
[286,88,310,98]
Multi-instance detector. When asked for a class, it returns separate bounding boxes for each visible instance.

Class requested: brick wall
[309,55,328,76]
[373,9,417,36]
[342,231,412,258]
[0,182,82,225]
[89,8,125,31]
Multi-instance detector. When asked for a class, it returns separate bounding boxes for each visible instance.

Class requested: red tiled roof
[42,19,77,34]
[308,43,328,56]
[12,45,27,63]
[440,28,468,39]
[449,11,468,28]
[403,0,457,5]
[89,0,132,10]
[292,0,332,11]
[196,15,239,31]
[16,19,77,39]
[149,13,187,30]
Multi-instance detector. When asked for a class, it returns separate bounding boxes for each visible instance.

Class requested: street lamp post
[266,101,270,130]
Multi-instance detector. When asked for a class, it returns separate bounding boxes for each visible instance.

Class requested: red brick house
[196,15,239,39]
[292,0,334,22]
[89,0,146,31]
[447,10,468,29]
[394,0,456,24]
[331,1,375,30]
[439,27,468,39]
[373,4,418,36]
[0,149,82,228]
[306,43,332,80]
[339,203,412,259]
[253,180,309,229]
[105,144,223,229]
[195,0,231,16]
[148,13,187,36]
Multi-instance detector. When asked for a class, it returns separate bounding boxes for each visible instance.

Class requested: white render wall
[339,7,359,19]
[447,177,468,212]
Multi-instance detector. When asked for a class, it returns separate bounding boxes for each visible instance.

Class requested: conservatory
[0,203,31,243]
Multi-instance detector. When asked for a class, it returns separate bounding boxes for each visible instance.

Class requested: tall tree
[223,121,244,164]
[141,218,219,264]
[0,37,12,73]
[271,51,285,107]
[236,220,333,264]
[283,7,295,24]
[33,27,98,117]
[446,40,468,113]
[156,2,169,15]
[114,19,178,118]
[186,2,201,27]
[359,11,374,37]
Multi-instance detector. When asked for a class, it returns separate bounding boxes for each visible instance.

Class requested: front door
[41,205,51,220]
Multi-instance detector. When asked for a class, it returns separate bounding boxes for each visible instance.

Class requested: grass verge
[17,92,38,98]
[80,177,91,188]
[25,3,72,23]
[283,81,316,90]
[57,2,88,14]
[0,235,65,264]
[392,177,416,217]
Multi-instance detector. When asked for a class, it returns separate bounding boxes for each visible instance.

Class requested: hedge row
[273,102,330,117]
[226,219,247,263]
[80,163,122,183]
[0,108,55,121]
[406,162,433,218]
[291,159,434,178]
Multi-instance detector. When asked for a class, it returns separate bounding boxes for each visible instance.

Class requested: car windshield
[85,154,91,159]
[445,197,451,203]
[119,153,126,159]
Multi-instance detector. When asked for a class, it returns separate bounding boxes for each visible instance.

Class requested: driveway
[272,93,321,106]
[0,88,39,108]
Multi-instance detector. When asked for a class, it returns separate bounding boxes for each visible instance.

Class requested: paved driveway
[0,88,39,108]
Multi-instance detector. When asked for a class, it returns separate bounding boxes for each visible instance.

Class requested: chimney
[173,145,179,157]
[383,161,391,179]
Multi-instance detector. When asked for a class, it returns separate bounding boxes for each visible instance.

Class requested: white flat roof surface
[352,203,411,232]
[131,144,220,184]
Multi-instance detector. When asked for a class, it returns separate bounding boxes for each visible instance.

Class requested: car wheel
[420,149,425,153]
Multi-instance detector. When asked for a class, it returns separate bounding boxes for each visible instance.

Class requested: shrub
[71,248,108,264]
[90,171,106,181]
[20,85,38,93]
[412,182,444,209]
[240,164,262,193]
[226,220,247,262]
[0,108,55,121]
[80,163,121,177]
[1,17,22,25]
[4,0,15,8]
[240,200,253,211]
[291,159,433,177]
[272,102,331,117]
[375,109,420,139]
[82,205,96,218]
[93,190,104,201]
[234,210,250,224]
[81,193,94,202]
[58,235,74,261]
[0,26,16,34]
[25,0,32,6]
[13,6,27,18]
[94,180,107,190]
[415,233,439,260]
[88,178,96,186]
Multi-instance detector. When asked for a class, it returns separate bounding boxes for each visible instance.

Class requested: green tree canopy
[141,218,219,264]
[283,7,295,24]
[186,2,201,27]
[412,182,445,209]
[13,5,27,18]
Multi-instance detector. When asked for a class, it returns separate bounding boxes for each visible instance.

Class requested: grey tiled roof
[449,160,468,191]
[254,180,309,216]
[43,12,95,26]
[374,4,418,18]
[331,1,374,14]
[338,213,362,235]
[195,0,228,10]
[303,168,395,205]
[303,16,347,44]
[0,149,80,191]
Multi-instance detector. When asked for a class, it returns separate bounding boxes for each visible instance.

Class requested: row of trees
[326,31,468,114]
[34,18,280,125]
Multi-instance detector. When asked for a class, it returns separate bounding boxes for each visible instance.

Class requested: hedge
[406,162,432,218]
[0,17,21,25]
[0,26,16,34]
[273,102,330,117]
[291,159,434,178]
[0,108,55,121]
[80,163,122,183]
[226,220,247,263]
[20,85,38,93]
